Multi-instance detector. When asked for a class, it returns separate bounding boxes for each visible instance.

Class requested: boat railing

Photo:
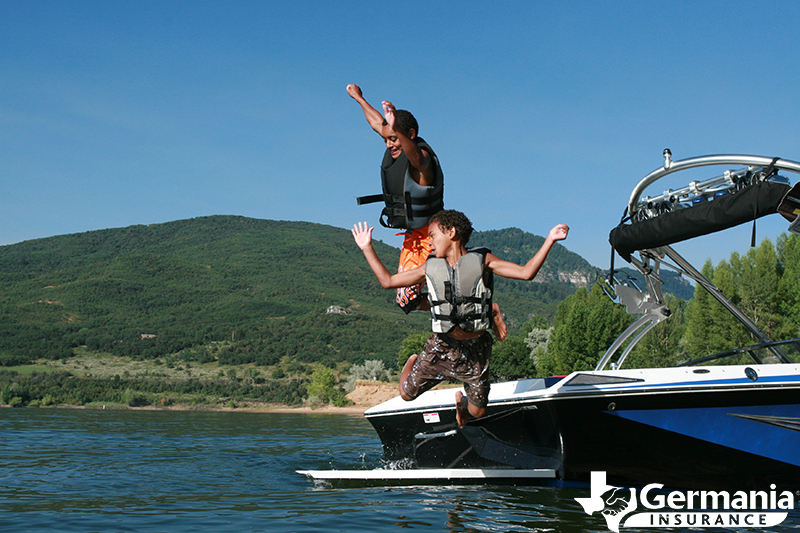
[677,338,800,367]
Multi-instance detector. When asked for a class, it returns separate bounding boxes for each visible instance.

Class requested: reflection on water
[0,408,797,532]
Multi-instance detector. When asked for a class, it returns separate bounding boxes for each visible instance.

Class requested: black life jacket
[426,248,493,334]
[356,137,444,230]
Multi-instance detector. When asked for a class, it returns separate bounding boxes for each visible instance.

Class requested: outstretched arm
[486,224,569,280]
[382,100,433,185]
[347,84,385,133]
[352,222,427,288]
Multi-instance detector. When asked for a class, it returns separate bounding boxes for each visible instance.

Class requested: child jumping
[347,83,444,313]
[352,210,569,427]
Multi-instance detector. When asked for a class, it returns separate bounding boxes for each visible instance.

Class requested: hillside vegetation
[0,216,592,369]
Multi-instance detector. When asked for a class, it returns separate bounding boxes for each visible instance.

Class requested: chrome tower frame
[598,151,800,371]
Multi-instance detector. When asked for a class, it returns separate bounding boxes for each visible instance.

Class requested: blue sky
[3,1,800,269]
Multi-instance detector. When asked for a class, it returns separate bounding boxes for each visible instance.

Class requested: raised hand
[346,84,363,99]
[381,100,397,130]
[548,224,570,242]
[351,221,374,250]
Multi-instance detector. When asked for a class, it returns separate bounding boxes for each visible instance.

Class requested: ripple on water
[1,408,798,533]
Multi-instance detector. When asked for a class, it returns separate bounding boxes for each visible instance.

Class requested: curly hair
[429,210,473,245]
[394,109,419,137]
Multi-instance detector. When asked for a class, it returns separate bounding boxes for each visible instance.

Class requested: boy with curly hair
[352,210,569,427]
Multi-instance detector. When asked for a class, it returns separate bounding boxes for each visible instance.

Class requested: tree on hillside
[307,367,351,407]
[489,316,551,380]
[777,233,800,338]
[397,333,428,371]
[541,283,633,375]
[524,326,551,356]
[525,324,552,375]
[683,260,743,358]
[344,360,391,393]
[683,240,786,360]
[738,239,782,337]
[491,336,535,381]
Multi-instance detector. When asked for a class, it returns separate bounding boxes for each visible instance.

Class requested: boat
[304,152,800,490]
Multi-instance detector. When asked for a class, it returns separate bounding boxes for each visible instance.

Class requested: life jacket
[356,137,444,230]
[425,248,493,334]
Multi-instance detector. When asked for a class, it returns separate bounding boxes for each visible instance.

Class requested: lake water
[1,408,798,532]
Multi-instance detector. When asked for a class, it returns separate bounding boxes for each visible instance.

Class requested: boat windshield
[678,338,800,367]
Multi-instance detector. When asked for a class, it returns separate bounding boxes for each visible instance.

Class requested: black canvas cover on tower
[610,180,790,262]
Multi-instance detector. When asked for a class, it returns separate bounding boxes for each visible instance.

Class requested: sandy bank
[236,380,400,415]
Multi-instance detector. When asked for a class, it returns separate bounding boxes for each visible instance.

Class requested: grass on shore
[25,347,314,382]
[1,348,316,410]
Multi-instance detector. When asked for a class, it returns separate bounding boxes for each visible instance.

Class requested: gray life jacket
[425,248,493,334]
[356,137,444,230]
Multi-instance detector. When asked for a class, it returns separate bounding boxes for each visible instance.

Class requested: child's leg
[455,391,468,428]
[400,334,445,402]
[455,390,487,428]
[452,333,492,426]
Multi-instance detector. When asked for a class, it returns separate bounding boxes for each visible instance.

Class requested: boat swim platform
[297,468,557,486]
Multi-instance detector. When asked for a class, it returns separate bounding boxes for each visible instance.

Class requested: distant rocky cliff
[531,269,595,286]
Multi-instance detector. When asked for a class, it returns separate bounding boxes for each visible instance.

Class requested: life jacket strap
[356,194,384,206]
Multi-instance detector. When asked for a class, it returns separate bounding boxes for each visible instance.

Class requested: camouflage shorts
[401,332,492,408]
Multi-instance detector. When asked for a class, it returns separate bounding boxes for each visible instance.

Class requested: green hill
[0,216,593,369]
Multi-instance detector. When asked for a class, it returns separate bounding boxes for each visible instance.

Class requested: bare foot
[455,391,469,428]
[492,303,507,342]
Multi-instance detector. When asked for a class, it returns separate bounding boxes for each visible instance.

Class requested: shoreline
[0,380,402,416]
[0,403,372,415]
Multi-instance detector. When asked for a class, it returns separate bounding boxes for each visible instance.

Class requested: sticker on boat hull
[423,412,440,424]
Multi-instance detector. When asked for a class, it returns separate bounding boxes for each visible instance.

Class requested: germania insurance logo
[575,471,793,532]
